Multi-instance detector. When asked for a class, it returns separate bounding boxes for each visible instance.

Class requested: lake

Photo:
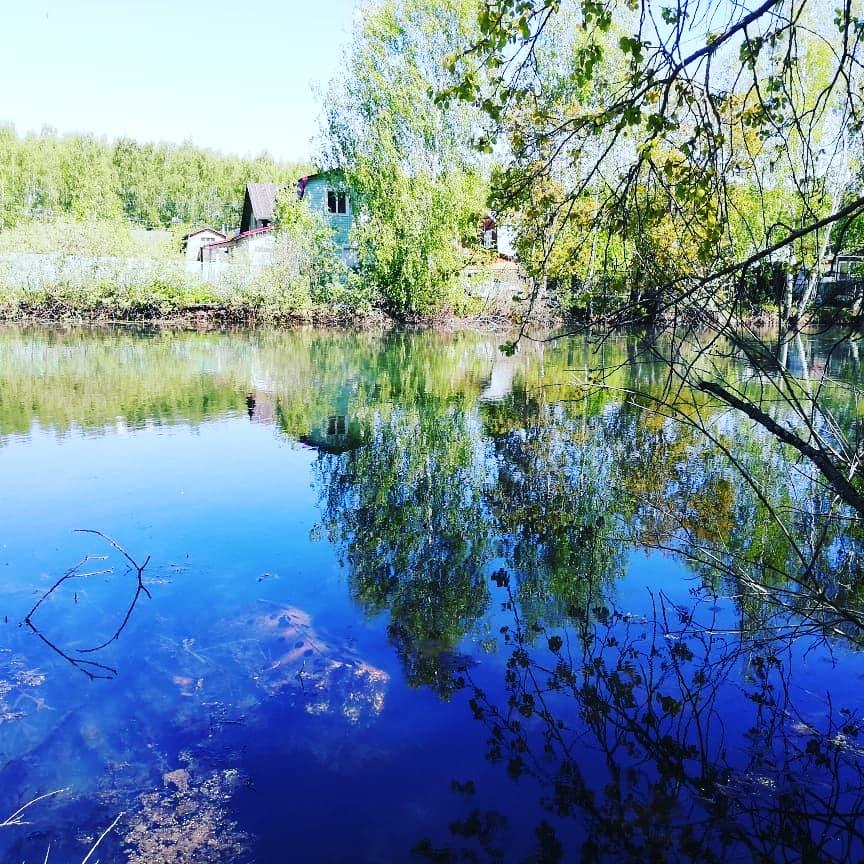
[0,324,862,863]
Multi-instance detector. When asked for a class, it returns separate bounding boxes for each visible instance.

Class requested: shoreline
[0,305,525,333]
[2,300,851,335]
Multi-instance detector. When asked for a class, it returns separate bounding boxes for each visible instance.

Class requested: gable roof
[246,183,278,222]
[297,169,346,199]
[183,226,226,241]
[202,225,274,249]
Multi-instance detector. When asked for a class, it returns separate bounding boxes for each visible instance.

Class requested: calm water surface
[0,325,862,862]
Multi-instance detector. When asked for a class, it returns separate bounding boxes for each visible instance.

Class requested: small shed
[479,216,498,252]
[477,215,516,260]
[297,170,353,251]
[240,183,279,234]
[182,227,226,261]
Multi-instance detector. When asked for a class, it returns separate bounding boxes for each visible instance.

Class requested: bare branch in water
[23,556,110,625]
[23,531,152,680]
[73,530,152,654]
[74,529,151,581]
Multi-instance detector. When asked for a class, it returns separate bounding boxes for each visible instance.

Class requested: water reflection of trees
[317,366,864,663]
[482,388,626,629]
[7,325,864,857]
[416,591,864,863]
[316,404,492,695]
[312,350,864,859]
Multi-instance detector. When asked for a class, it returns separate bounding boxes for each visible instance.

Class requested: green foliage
[270,192,365,313]
[0,218,174,257]
[352,167,488,316]
[0,268,369,325]
[322,0,491,318]
[0,125,307,231]
[443,0,861,323]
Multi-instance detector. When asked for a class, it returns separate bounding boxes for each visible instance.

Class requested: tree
[445,0,863,311]
[0,126,306,231]
[441,0,864,561]
[321,0,491,317]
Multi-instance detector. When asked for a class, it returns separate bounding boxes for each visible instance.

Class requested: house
[240,183,279,234]
[299,414,365,455]
[825,251,864,282]
[201,227,274,265]
[297,170,353,254]
[182,227,226,261]
[479,215,498,251]
[477,215,515,260]
[819,250,864,307]
[197,175,355,267]
[198,183,279,265]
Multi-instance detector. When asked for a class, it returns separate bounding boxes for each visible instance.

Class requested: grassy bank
[0,270,526,329]
[0,275,379,326]
[0,213,525,328]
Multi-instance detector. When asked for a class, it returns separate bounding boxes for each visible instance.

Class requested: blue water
[0,325,862,862]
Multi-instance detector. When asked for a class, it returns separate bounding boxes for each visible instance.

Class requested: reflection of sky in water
[0,327,861,862]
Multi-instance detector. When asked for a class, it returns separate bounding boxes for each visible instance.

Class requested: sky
[0,0,359,162]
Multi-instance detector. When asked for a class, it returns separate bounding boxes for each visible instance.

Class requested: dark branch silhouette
[22,531,152,680]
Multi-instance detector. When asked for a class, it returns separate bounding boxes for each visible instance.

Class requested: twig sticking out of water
[0,788,68,828]
[80,811,124,864]
[22,531,152,680]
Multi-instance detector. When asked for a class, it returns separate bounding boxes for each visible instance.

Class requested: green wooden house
[297,170,354,257]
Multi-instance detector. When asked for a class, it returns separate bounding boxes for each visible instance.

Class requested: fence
[0,251,264,290]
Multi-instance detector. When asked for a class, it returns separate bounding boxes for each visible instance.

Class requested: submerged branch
[23,531,152,680]
[0,789,68,828]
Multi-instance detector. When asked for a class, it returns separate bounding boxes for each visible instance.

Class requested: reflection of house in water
[480,353,520,402]
[300,414,365,455]
[245,392,275,424]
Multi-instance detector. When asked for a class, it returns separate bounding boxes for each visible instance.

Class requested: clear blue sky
[0,0,359,162]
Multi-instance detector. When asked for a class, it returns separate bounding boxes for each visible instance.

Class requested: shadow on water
[0,325,862,861]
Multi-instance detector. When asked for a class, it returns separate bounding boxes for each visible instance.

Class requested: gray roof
[246,183,278,221]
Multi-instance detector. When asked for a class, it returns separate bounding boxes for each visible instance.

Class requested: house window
[327,415,346,436]
[327,190,348,215]
[836,256,864,280]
